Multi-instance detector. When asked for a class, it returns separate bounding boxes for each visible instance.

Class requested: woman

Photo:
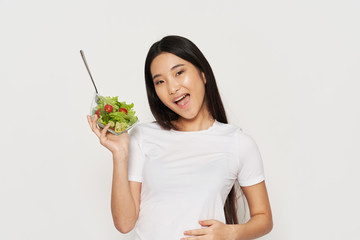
[87,35,273,239]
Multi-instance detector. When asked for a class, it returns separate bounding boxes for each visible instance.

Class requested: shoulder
[215,121,258,147]
[132,121,161,131]
[209,120,240,137]
[129,121,163,139]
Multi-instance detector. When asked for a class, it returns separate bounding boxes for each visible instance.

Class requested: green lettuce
[93,96,138,133]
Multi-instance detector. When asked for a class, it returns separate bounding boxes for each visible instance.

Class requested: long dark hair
[144,35,238,224]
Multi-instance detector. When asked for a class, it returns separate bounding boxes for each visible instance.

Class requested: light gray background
[1,0,359,239]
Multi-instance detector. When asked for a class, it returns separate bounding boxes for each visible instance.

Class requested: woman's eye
[176,70,184,76]
[155,80,164,85]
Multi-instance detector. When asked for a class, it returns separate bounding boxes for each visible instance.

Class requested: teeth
[174,94,186,102]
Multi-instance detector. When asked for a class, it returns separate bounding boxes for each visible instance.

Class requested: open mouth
[174,94,190,107]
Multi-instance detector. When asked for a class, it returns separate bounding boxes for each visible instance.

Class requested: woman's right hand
[87,115,130,155]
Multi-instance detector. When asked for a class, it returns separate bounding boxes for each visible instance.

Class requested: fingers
[100,122,111,140]
[87,115,101,138]
[181,235,206,240]
[183,228,206,237]
[183,220,217,238]
[199,219,217,226]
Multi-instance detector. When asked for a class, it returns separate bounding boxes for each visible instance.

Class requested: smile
[174,94,190,109]
[174,94,187,102]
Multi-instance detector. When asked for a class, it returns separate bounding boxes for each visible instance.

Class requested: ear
[201,72,207,84]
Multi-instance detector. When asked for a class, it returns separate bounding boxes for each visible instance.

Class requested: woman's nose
[167,79,180,95]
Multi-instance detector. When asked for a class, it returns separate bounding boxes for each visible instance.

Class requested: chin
[168,102,203,121]
[175,111,199,121]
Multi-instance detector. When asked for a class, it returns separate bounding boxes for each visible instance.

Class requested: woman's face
[150,52,208,121]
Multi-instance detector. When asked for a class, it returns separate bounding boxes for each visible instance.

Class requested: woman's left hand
[181,219,235,240]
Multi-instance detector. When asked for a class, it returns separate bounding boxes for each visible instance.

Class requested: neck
[172,106,214,132]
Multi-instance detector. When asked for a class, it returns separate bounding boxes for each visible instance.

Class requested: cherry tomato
[104,104,113,113]
[119,108,128,114]
[95,109,101,117]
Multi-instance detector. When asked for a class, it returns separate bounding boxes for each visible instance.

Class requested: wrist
[112,149,129,161]
[231,224,245,240]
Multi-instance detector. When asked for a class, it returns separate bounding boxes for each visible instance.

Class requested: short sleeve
[128,126,145,182]
[237,133,265,187]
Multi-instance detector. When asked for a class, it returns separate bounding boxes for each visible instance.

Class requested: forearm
[110,151,137,233]
[231,213,273,240]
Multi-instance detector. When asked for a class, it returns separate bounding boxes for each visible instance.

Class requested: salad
[92,95,138,133]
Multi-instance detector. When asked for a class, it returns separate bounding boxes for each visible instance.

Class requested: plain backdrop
[0,0,359,239]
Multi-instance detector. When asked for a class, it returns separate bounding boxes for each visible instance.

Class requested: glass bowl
[89,92,138,135]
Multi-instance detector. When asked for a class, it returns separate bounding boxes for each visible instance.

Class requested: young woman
[87,35,273,239]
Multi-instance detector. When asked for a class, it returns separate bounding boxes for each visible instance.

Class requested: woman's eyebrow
[170,63,185,70]
[152,64,185,80]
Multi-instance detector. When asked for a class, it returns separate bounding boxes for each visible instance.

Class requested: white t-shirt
[127,120,265,239]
